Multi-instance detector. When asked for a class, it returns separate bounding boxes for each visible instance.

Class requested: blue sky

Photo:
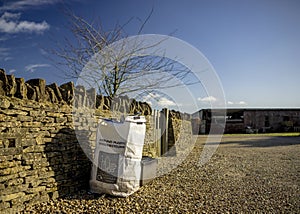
[0,0,300,113]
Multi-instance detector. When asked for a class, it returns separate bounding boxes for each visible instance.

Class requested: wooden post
[160,108,169,156]
[152,110,161,157]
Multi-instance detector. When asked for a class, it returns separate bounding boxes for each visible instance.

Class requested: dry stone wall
[0,95,91,213]
[0,69,192,212]
[167,110,192,156]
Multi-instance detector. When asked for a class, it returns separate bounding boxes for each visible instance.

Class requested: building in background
[192,108,300,134]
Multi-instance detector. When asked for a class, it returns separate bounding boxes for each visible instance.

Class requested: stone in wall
[6,75,17,97]
[103,96,111,110]
[96,94,152,116]
[15,78,27,99]
[46,87,59,103]
[25,83,36,101]
[59,82,74,105]
[110,95,130,113]
[26,79,47,102]
[74,85,86,107]
[129,99,152,116]
[73,86,96,108]
[96,95,104,110]
[0,69,8,96]
[86,88,96,108]
[0,69,17,97]
[47,83,63,103]
[139,102,152,116]
[0,69,152,115]
[0,80,4,96]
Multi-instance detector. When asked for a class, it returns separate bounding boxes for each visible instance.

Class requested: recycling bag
[90,116,146,197]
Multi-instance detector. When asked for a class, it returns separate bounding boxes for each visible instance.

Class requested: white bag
[90,116,146,197]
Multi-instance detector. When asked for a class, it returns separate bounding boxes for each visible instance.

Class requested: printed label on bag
[98,138,126,148]
[96,151,119,184]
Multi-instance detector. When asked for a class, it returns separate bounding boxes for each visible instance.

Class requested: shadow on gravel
[59,190,106,200]
[220,136,300,148]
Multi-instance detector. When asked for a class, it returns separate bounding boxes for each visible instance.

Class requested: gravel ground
[24,135,300,213]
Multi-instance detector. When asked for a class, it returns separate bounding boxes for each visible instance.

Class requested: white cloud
[227,101,247,106]
[39,48,48,55]
[0,12,50,34]
[25,63,50,72]
[0,36,8,41]
[0,0,62,12]
[1,12,21,19]
[4,57,13,61]
[198,96,217,103]
[0,47,10,55]
[142,92,159,104]
[157,97,176,107]
[9,69,16,74]
[142,92,178,108]
[238,101,247,105]
[0,47,10,61]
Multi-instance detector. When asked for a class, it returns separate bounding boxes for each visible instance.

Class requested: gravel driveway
[24,135,300,213]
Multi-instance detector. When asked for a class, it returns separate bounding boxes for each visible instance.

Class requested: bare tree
[52,10,194,99]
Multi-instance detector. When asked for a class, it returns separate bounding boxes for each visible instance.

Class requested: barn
[192,108,300,134]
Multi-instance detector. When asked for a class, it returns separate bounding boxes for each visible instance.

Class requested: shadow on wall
[166,117,176,157]
[45,128,92,198]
